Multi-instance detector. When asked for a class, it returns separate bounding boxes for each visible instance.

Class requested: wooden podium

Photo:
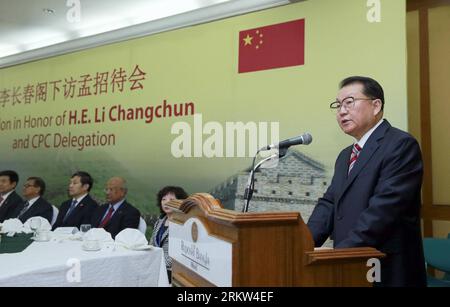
[167,193,384,287]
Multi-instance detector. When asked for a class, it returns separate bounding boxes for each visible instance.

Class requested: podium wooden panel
[167,193,384,287]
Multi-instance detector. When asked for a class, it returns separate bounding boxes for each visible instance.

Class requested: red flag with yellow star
[238,19,305,73]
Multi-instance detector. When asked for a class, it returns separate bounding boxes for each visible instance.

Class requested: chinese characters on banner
[0,64,147,108]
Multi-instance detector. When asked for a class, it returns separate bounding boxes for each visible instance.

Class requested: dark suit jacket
[307,120,426,287]
[15,197,53,224]
[91,200,140,238]
[0,190,23,223]
[52,194,98,230]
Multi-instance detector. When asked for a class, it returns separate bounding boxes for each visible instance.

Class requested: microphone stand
[242,148,287,213]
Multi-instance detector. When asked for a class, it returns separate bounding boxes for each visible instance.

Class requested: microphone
[262,132,312,150]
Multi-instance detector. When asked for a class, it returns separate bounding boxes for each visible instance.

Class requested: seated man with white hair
[91,177,140,238]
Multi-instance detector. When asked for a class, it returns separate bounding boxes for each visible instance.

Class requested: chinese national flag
[238,19,305,73]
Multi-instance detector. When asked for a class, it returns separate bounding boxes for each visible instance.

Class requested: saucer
[82,245,101,251]
[33,237,51,242]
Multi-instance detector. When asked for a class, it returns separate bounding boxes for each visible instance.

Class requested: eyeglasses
[330,97,374,112]
[103,187,123,193]
[23,184,35,188]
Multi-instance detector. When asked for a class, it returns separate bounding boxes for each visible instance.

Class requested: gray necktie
[63,199,78,222]
[18,201,31,217]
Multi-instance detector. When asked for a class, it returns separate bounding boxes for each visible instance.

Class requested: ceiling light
[1,0,289,67]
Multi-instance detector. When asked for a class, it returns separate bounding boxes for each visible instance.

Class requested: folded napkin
[115,228,149,249]
[23,216,52,232]
[84,228,113,242]
[52,227,82,242]
[0,218,30,235]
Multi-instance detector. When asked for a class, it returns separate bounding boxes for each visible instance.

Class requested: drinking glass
[80,224,91,237]
[29,218,41,239]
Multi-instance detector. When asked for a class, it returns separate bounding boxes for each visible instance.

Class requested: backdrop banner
[0,0,407,219]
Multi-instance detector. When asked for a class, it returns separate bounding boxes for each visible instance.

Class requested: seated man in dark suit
[15,177,53,223]
[91,176,140,238]
[0,170,24,223]
[52,171,98,230]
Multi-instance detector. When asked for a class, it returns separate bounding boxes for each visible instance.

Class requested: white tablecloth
[0,239,169,287]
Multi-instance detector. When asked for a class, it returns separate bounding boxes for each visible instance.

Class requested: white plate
[33,237,51,242]
[82,245,101,251]
[130,245,153,251]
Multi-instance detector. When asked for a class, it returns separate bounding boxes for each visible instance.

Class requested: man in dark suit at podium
[91,176,140,238]
[15,177,53,223]
[0,170,23,223]
[52,171,98,230]
[307,76,426,287]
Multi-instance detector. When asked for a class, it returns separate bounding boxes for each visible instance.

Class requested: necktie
[99,206,115,228]
[63,199,78,222]
[348,143,362,174]
[0,195,4,206]
[18,201,31,217]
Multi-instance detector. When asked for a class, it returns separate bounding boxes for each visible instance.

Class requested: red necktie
[348,143,362,174]
[99,206,114,228]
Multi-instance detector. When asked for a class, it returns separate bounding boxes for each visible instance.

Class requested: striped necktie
[348,143,362,174]
[99,206,115,228]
